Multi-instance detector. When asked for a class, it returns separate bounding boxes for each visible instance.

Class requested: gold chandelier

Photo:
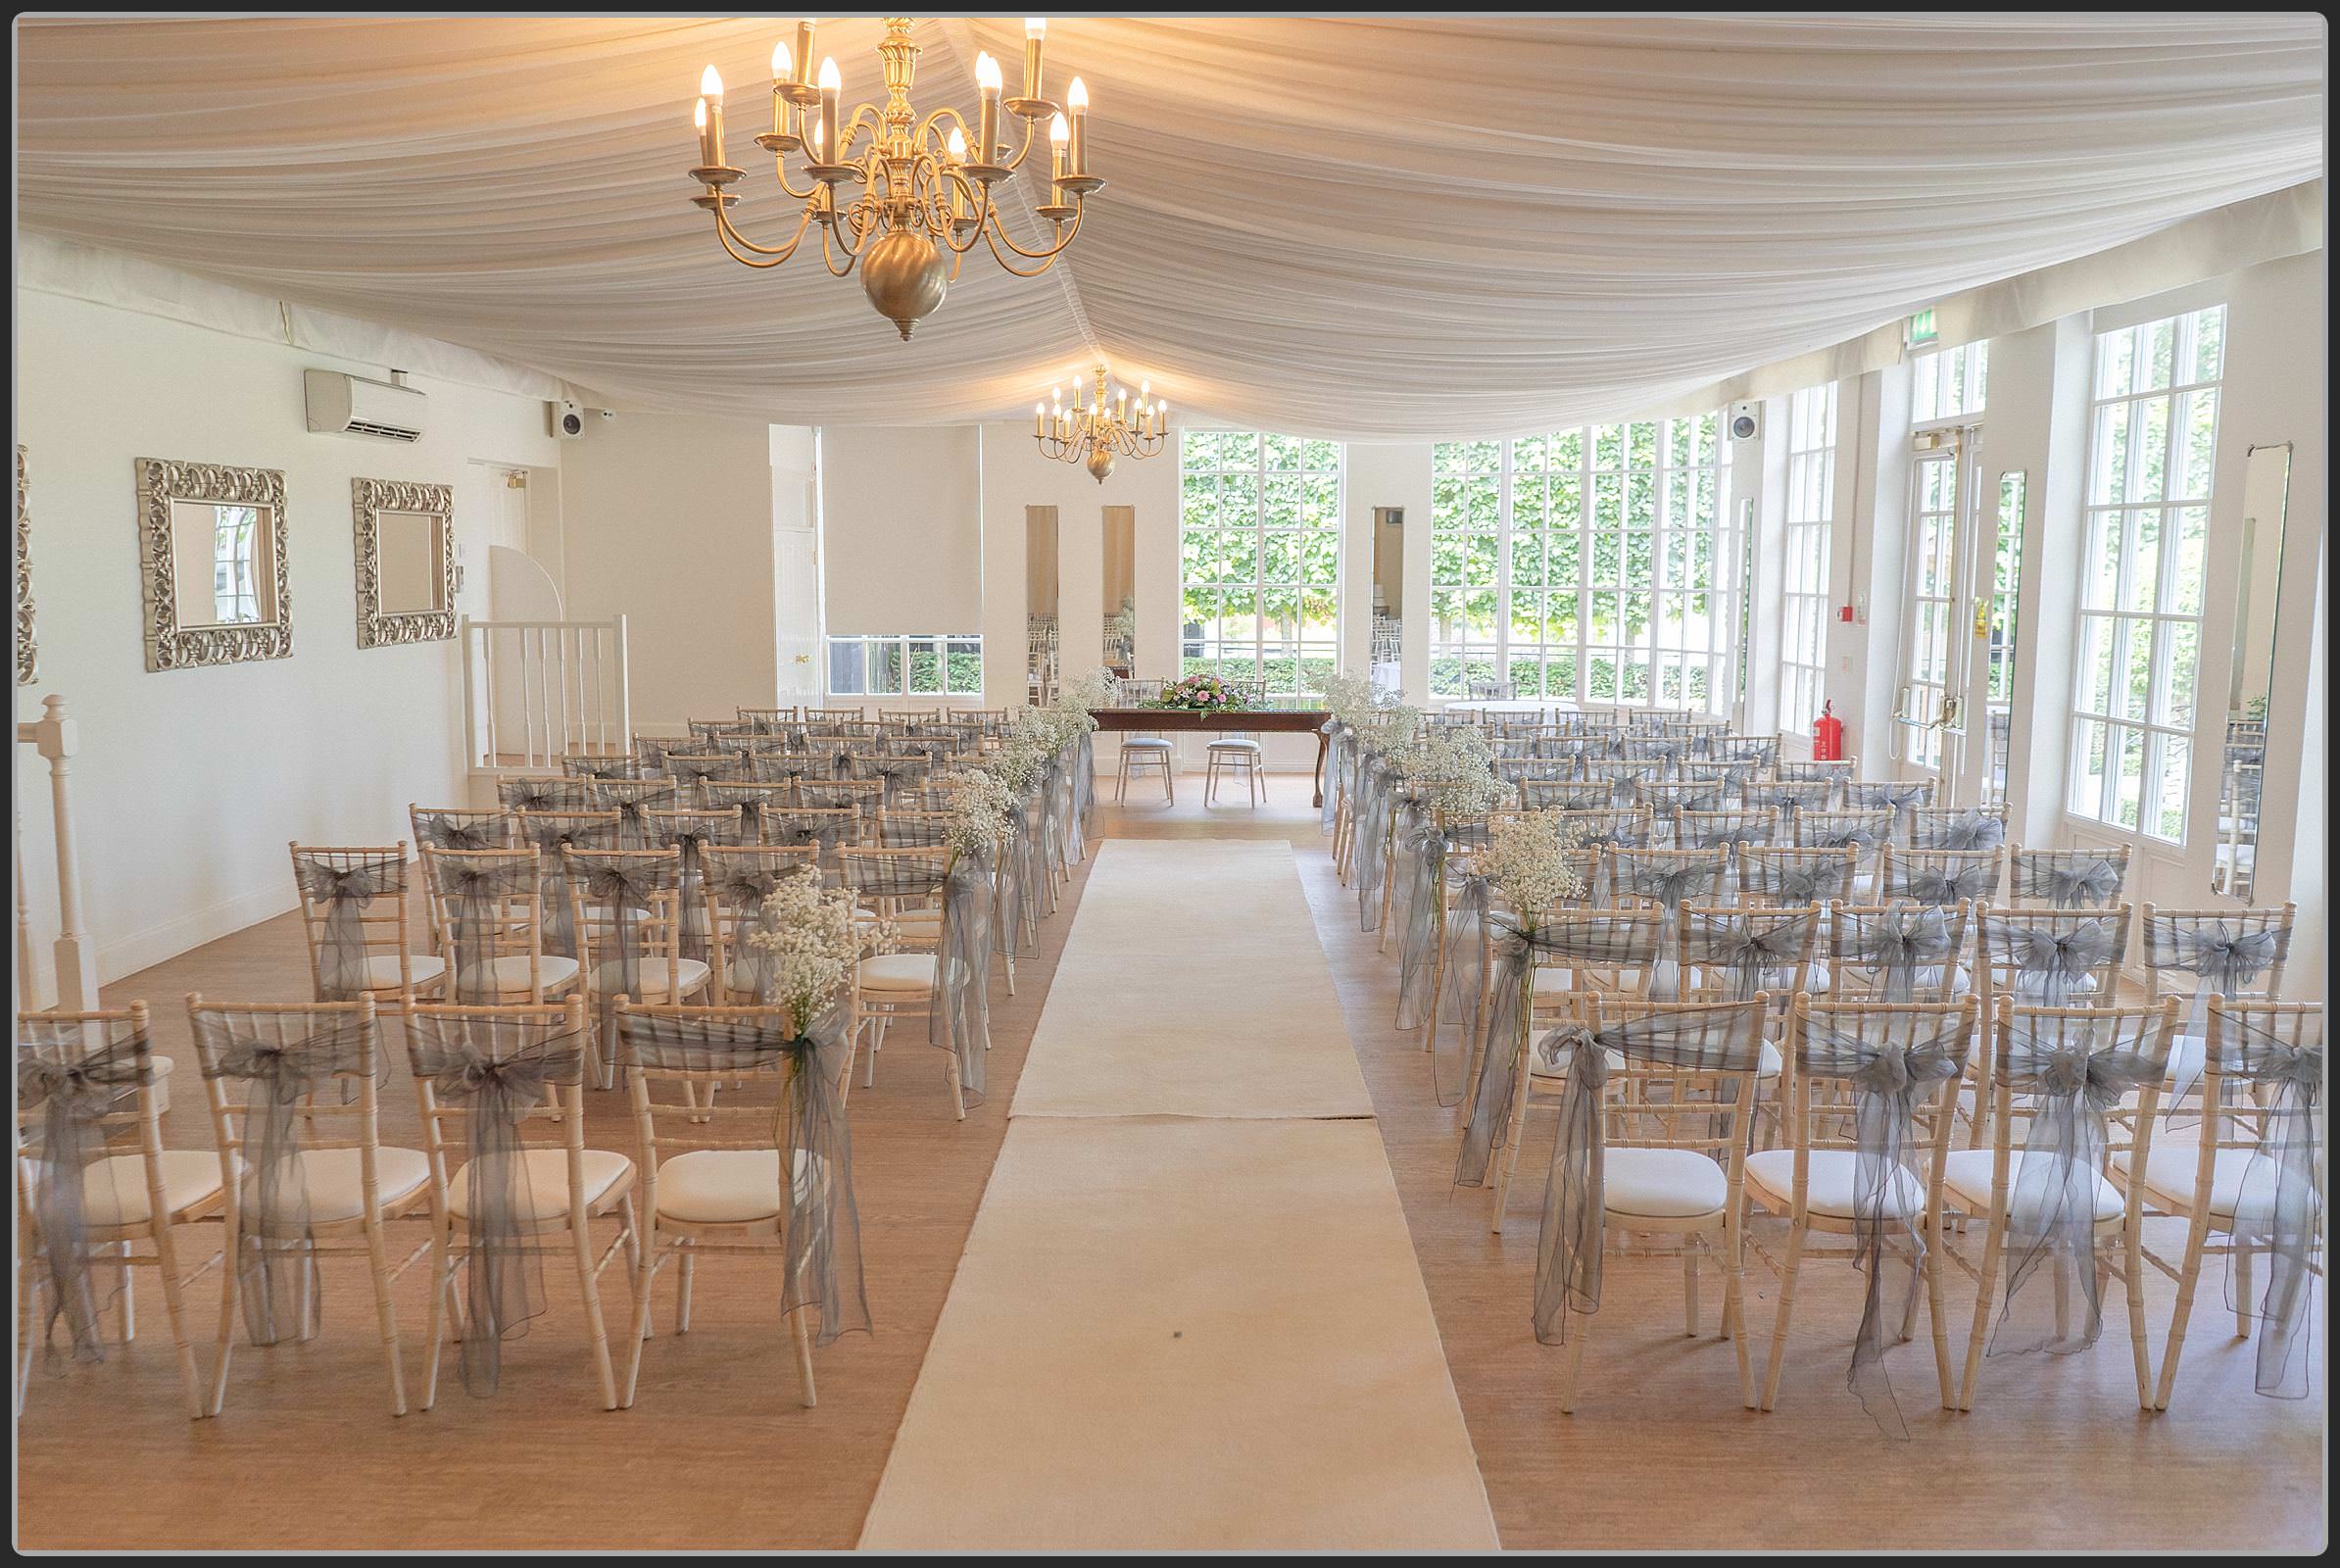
[687,17,1102,339]
[1036,364,1167,482]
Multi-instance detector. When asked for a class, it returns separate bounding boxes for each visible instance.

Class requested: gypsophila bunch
[936,767,1015,861]
[744,866,899,1034]
[1056,666,1116,714]
[980,736,1048,794]
[1320,671,1383,728]
[1473,809,1589,918]
[1360,702,1423,760]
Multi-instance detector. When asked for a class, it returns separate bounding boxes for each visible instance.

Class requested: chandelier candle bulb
[1024,17,1046,102]
[1048,112,1069,182]
[1066,76,1088,174]
[794,19,815,88]
[770,41,793,135]
[694,97,716,168]
[817,57,842,160]
[975,52,1001,160]
[699,65,726,166]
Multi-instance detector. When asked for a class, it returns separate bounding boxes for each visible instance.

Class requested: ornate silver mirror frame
[135,457,293,671]
[352,477,457,648]
[15,445,34,686]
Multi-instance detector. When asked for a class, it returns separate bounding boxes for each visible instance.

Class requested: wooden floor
[16,773,2327,1550]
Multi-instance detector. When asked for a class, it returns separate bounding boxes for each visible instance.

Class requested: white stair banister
[16,693,101,1011]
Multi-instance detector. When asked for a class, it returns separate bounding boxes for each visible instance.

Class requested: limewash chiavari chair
[1962,904,2134,1150]
[2007,844,2132,910]
[404,998,636,1410]
[586,779,681,849]
[2136,902,2296,1101]
[648,807,751,971]
[513,810,620,961]
[1844,778,1937,843]
[1534,995,1770,1413]
[1606,846,1731,997]
[687,717,754,742]
[567,846,710,1023]
[17,1004,219,1420]
[1740,779,1833,837]
[1879,845,2004,909]
[1735,845,1859,931]
[188,994,430,1418]
[615,1001,866,1410]
[1945,1000,2176,1413]
[1711,735,1781,768]
[1777,758,1857,792]
[1794,808,1893,895]
[1681,759,1759,796]
[1746,994,1980,1421]
[1826,903,1974,1004]
[1674,807,1779,853]
[703,780,798,842]
[1634,779,1730,831]
[736,706,800,732]
[761,807,867,876]
[701,845,823,1003]
[1522,777,1614,812]
[797,777,887,815]
[1908,803,2010,852]
[1112,678,1178,805]
[290,843,446,1013]
[422,846,581,1005]
[1585,759,1666,805]
[836,846,970,1118]
[498,774,592,812]
[2125,998,2321,1411]
[1678,903,1822,1148]
[804,706,864,725]
[664,752,748,798]
[561,753,638,781]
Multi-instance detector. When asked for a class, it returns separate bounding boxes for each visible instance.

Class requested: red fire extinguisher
[1812,701,1844,761]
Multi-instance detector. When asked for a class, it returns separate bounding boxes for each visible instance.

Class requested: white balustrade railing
[461,614,630,774]
[15,693,100,1012]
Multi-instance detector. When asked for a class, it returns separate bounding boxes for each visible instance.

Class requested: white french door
[1893,424,2005,806]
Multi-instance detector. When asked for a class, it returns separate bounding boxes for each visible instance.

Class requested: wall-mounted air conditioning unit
[305,369,428,442]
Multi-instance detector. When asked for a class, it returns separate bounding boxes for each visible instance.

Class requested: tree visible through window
[826,634,982,697]
[1179,431,1341,704]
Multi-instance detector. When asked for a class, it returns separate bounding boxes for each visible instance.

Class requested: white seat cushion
[1942,1148,2124,1221]
[587,956,709,999]
[455,954,580,995]
[238,1146,431,1227]
[1601,1147,1730,1218]
[2111,1145,2306,1227]
[2007,969,2101,1001]
[650,1148,826,1225]
[1757,1039,1782,1079]
[858,952,968,991]
[447,1148,633,1223]
[1120,736,1175,751]
[1744,1149,1926,1219]
[1760,959,1828,995]
[360,954,448,990]
[79,1150,227,1228]
[1206,738,1263,754]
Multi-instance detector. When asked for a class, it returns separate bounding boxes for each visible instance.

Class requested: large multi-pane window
[2069,304,2222,841]
[1179,431,1341,704]
[1430,415,1733,705]
[1912,340,1988,426]
[827,634,983,697]
[1779,384,1836,733]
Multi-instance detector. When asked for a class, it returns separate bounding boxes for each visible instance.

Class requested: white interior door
[1893,427,1982,794]
[775,481,820,701]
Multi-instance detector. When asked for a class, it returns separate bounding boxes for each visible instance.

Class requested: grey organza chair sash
[408,1012,584,1395]
[1793,1008,1973,1438]
[1889,856,1998,907]
[413,811,513,853]
[1531,1002,1765,1344]
[2206,1007,2323,1398]
[517,818,615,958]
[433,854,545,1004]
[848,854,994,1102]
[1985,1011,2166,1362]
[1353,752,1396,933]
[652,813,747,965]
[196,1011,376,1347]
[2156,918,2286,1105]
[1450,914,1664,1185]
[1743,853,1853,906]
[293,853,406,1000]
[1390,800,1448,1026]
[622,1010,871,1348]
[1837,906,1960,1003]
[1682,906,1820,999]
[1913,808,2007,851]
[2011,852,2125,908]
[16,1022,158,1364]
[1984,914,2122,1005]
[1613,852,1729,995]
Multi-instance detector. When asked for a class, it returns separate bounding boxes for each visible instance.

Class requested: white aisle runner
[858,841,1498,1551]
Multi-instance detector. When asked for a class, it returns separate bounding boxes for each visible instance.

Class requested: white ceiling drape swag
[14,15,2324,438]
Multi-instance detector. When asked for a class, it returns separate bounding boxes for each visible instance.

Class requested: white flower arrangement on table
[934,767,1016,861]
[744,866,900,1035]
[1470,808,1590,917]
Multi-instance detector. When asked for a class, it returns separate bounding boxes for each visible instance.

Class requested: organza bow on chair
[2211,1005,2323,1398]
[652,814,745,966]
[294,853,406,1001]
[198,1013,375,1346]
[412,812,512,854]
[2160,919,2285,1106]
[517,818,614,960]
[407,1012,583,1395]
[1915,808,2007,852]
[2013,852,2125,909]
[1390,799,1448,1022]
[1614,853,1729,999]
[621,1009,871,1348]
[1986,1011,2165,1360]
[1853,781,1932,842]
[1990,916,2121,1005]
[707,859,790,1002]
[1685,907,1819,1001]
[1530,1003,1764,1343]
[1838,906,1959,1003]
[588,783,677,849]
[1794,1008,1972,1438]
[1895,858,1998,908]
[934,855,997,1101]
[1745,854,1852,906]
[1451,914,1663,1185]
[1353,752,1395,933]
[1319,717,1350,837]
[17,1023,157,1364]
[434,853,545,1004]
[500,776,581,813]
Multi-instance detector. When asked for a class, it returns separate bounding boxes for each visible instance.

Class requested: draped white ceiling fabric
[14,14,2326,439]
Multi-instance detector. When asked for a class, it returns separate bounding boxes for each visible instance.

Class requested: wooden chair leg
[419,1224,455,1412]
[147,1216,209,1421]
[676,1243,697,1335]
[2154,1209,2217,1411]
[948,1048,967,1122]
[2120,1218,2153,1411]
[1488,1058,1531,1233]
[789,1303,818,1409]
[360,1212,409,1417]
[571,1215,619,1412]
[621,1236,657,1408]
[208,1202,242,1417]
[1925,1212,1954,1411]
[1724,1224,1755,1408]
[1760,1218,1808,1411]
[1683,1249,1700,1337]
[2232,1243,2253,1338]
[1558,1313,1590,1415]
[1958,1206,2007,1412]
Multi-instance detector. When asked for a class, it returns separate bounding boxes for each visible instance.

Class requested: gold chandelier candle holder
[686,17,1103,339]
[1036,364,1167,482]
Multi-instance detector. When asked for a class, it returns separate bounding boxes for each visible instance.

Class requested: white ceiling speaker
[549,399,587,439]
[1728,401,1763,442]
[305,368,427,442]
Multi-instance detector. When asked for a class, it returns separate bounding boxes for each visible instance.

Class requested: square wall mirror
[2211,441,2291,900]
[136,457,293,670]
[354,478,457,646]
[1102,504,1136,676]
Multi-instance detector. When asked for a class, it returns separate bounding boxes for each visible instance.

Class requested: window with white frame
[1779,384,1836,734]
[1912,340,1988,426]
[1430,416,1734,706]
[2069,303,2224,841]
[212,505,265,623]
[826,633,983,697]
[1179,430,1341,704]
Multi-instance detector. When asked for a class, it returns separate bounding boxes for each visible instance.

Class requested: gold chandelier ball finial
[1085,445,1117,483]
[860,227,950,339]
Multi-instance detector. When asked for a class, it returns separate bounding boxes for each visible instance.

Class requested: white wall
[818,425,983,635]
[13,286,561,987]
[557,411,779,735]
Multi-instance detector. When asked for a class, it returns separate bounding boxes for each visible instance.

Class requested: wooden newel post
[24,694,100,1011]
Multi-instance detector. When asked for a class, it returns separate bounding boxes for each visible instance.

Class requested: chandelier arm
[771,158,823,202]
[983,199,1084,265]
[917,105,973,153]
[999,116,1039,172]
[835,105,883,165]
[713,202,817,265]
